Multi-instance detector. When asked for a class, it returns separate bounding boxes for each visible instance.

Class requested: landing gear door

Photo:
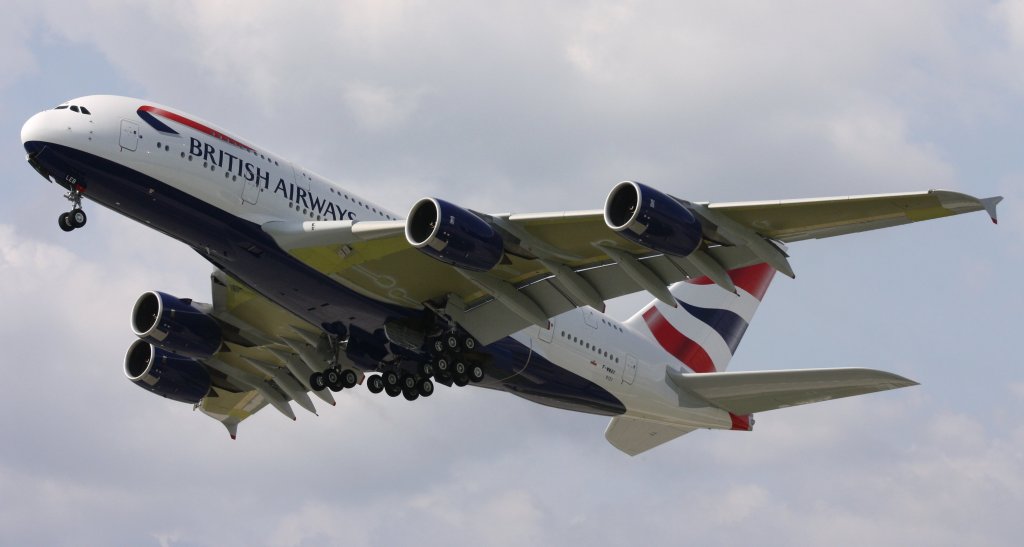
[119,120,139,151]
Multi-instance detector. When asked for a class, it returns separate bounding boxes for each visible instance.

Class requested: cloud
[2,2,1022,546]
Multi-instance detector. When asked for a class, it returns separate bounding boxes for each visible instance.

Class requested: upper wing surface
[705,190,1001,242]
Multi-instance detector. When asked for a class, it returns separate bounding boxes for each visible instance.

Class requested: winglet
[980,196,1003,224]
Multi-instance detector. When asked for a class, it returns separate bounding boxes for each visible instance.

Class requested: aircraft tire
[469,365,485,383]
[367,375,384,394]
[70,209,87,228]
[325,369,344,392]
[445,333,459,351]
[341,369,358,389]
[454,374,469,387]
[403,387,419,401]
[310,372,326,391]
[385,384,401,397]
[401,373,417,392]
[59,213,75,232]
[417,378,434,397]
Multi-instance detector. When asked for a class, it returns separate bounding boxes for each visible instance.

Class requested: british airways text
[189,137,357,220]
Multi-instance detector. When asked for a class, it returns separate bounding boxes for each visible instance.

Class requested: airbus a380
[20,95,1001,455]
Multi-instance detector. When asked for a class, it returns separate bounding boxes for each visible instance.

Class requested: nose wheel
[58,185,87,232]
[58,209,87,232]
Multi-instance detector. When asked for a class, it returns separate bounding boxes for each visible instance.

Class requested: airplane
[20,95,1002,455]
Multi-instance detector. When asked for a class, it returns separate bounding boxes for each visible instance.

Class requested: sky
[1,1,1022,545]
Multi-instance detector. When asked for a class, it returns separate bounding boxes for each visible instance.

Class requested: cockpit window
[53,104,91,115]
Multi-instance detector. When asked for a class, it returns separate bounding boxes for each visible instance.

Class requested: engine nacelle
[405,197,504,272]
[124,340,211,404]
[604,181,703,257]
[131,291,222,359]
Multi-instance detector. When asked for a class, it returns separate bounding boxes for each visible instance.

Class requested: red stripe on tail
[688,263,775,301]
[642,308,716,373]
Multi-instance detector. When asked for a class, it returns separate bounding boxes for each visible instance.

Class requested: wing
[263,188,1000,345]
[667,367,918,415]
[191,270,341,437]
[703,190,1002,242]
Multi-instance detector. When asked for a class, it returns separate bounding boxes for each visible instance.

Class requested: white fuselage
[21,95,738,431]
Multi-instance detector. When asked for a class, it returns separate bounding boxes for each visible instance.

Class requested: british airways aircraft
[20,95,1002,455]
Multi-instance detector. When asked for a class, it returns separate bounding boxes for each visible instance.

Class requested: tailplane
[624,263,776,373]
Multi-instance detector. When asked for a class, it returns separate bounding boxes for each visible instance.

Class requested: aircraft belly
[28,140,627,417]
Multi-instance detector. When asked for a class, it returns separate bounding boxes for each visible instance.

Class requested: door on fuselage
[119,120,139,151]
[623,355,637,385]
[241,174,260,204]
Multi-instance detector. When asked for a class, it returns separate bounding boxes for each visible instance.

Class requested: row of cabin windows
[169,147,394,222]
[560,330,621,364]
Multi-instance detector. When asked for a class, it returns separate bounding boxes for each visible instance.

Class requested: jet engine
[124,339,211,404]
[603,180,703,257]
[131,291,222,359]
[405,197,504,271]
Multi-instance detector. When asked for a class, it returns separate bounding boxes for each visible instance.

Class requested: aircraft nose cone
[21,111,52,154]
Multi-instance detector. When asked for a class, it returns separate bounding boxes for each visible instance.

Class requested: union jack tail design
[624,263,776,373]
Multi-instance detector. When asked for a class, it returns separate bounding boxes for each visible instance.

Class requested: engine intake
[604,181,703,257]
[131,291,222,359]
[405,198,504,272]
[124,340,211,404]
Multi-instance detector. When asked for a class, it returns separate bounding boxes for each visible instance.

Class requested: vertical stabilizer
[624,263,775,372]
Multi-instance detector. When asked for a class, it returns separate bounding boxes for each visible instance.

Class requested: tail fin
[623,263,776,373]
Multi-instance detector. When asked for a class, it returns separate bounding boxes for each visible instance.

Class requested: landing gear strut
[58,185,87,232]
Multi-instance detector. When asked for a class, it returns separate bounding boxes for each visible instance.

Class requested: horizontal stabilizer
[605,416,697,457]
[667,367,917,415]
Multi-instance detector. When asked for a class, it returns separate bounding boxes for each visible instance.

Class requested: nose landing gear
[58,185,87,232]
[58,209,87,232]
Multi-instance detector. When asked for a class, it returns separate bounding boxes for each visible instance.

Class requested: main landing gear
[58,185,87,232]
[307,329,486,402]
[309,366,359,393]
[360,329,486,400]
